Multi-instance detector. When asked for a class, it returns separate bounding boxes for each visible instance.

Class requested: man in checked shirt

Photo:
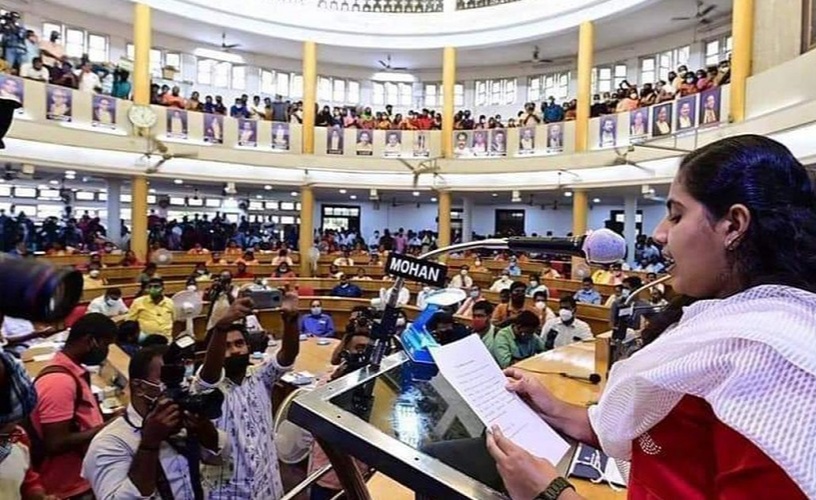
[195,293,300,499]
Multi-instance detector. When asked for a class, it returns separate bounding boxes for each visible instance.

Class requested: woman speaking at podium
[487,135,816,499]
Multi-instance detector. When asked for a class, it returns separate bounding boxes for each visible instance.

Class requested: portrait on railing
[453,131,471,158]
[238,118,258,147]
[471,130,488,156]
[355,130,373,156]
[489,129,506,157]
[518,126,535,154]
[456,0,520,10]
[675,95,697,132]
[412,131,429,157]
[91,95,116,129]
[546,124,563,153]
[383,131,402,157]
[272,123,290,151]
[317,0,443,12]
[652,104,672,137]
[599,116,616,148]
[204,114,224,144]
[629,109,648,143]
[327,126,344,155]
[166,108,188,139]
[699,87,721,127]
[46,85,72,122]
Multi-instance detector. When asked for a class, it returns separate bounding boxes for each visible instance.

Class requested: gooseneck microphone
[505,228,627,265]
[517,366,603,384]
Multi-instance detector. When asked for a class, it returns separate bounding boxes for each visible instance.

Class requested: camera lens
[0,255,83,322]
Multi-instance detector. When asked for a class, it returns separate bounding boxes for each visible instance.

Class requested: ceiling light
[412,191,420,197]
[563,191,573,197]
[339,189,347,194]
[431,197,438,202]
[49,180,59,185]
[290,191,298,197]
[491,193,498,197]
[264,184,272,190]
[255,194,263,199]
[65,170,76,176]
[149,188,156,193]
[174,179,183,185]
[349,195,357,200]
[592,198,601,203]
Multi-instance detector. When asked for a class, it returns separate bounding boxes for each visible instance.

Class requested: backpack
[22,365,83,469]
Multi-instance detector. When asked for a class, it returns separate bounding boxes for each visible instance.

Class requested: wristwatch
[535,477,575,500]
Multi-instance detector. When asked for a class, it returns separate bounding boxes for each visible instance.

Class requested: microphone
[560,372,602,384]
[505,228,626,264]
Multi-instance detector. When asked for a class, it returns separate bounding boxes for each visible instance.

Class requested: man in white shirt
[195,295,300,499]
[86,287,129,319]
[77,62,100,93]
[489,271,513,292]
[448,265,473,289]
[380,284,410,307]
[0,315,54,355]
[540,296,593,349]
[82,345,229,499]
[19,57,49,82]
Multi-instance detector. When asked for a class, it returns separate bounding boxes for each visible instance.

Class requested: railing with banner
[456,0,521,10]
[316,0,443,12]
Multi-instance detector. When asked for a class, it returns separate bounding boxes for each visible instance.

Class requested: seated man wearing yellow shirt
[126,277,175,340]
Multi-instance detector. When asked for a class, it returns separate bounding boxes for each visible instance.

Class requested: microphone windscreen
[582,229,627,264]
[588,373,602,384]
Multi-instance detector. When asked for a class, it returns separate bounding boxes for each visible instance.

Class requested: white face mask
[470,290,479,298]
[105,297,117,306]
[261,278,269,287]
[535,300,546,311]
[396,317,406,327]
[187,285,197,292]
[501,275,510,282]
[621,289,631,299]
[474,260,482,267]
[559,308,574,322]
[89,270,100,278]
[311,307,322,316]
[460,269,468,276]
[530,281,538,288]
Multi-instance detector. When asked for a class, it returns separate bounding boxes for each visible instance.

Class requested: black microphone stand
[609,274,673,368]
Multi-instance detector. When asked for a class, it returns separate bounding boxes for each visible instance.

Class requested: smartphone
[247,289,283,310]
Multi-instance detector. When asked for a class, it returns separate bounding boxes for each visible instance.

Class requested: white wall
[314,199,666,240]
[16,1,730,117]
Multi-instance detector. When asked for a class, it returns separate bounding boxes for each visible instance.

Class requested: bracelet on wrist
[535,477,575,500]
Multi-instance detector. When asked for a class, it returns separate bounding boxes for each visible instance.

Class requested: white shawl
[589,285,816,497]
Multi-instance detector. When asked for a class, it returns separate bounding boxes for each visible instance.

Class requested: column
[624,195,638,267]
[460,195,473,243]
[751,0,802,74]
[299,186,315,277]
[131,176,148,259]
[572,189,588,236]
[441,47,456,159]
[130,2,151,260]
[437,191,452,253]
[729,0,754,122]
[302,41,317,154]
[107,178,122,245]
[574,21,594,152]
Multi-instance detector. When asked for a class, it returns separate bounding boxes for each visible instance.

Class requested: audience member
[126,277,175,339]
[471,300,496,351]
[449,265,473,289]
[492,281,540,327]
[300,299,335,337]
[86,287,129,319]
[115,320,140,356]
[541,296,592,349]
[574,277,602,305]
[490,310,544,369]
[427,311,469,345]
[330,273,363,298]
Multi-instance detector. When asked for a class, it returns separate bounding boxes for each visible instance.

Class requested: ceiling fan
[519,46,554,66]
[141,135,199,174]
[220,32,241,51]
[397,157,443,187]
[671,0,717,25]
[377,54,409,71]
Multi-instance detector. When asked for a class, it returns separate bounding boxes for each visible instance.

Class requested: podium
[290,350,577,499]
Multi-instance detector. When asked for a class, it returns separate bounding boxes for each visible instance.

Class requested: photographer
[195,293,300,498]
[205,271,237,332]
[82,346,228,499]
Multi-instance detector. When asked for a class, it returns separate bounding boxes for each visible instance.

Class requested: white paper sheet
[429,334,570,464]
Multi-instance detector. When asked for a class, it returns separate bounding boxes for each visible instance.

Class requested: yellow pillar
[130,3,151,260]
[729,0,754,122]
[572,190,588,236]
[131,176,148,260]
[575,21,594,153]
[441,47,456,159]
[302,41,317,154]
[438,191,452,256]
[299,186,315,277]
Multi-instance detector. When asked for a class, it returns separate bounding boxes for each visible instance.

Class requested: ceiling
[42,0,733,70]
[2,164,670,207]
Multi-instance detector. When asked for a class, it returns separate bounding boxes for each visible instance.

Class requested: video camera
[160,335,223,419]
[0,11,22,36]
[0,253,83,322]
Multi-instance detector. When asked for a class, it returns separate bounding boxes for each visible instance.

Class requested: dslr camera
[160,336,224,419]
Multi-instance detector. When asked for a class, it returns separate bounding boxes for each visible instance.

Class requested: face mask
[559,309,574,323]
[341,282,348,288]
[105,297,117,307]
[261,278,269,287]
[84,340,108,366]
[311,307,322,316]
[460,269,468,276]
[530,281,538,288]
[474,260,482,267]
[535,300,546,311]
[470,290,479,298]
[471,317,487,331]
[184,363,194,379]
[89,270,100,278]
[502,276,510,282]
[138,379,166,405]
[149,288,163,300]
[138,332,147,343]
[197,269,206,275]
[621,289,631,299]
[224,353,250,379]
[187,285,197,292]
[396,317,406,327]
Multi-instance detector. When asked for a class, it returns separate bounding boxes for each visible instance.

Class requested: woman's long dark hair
[642,134,816,345]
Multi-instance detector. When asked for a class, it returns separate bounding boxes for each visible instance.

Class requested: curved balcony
[138,0,653,49]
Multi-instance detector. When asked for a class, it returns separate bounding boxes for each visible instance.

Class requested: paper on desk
[32,353,56,362]
[429,335,570,464]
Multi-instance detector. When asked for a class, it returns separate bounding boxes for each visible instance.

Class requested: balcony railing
[316,0,443,12]
[456,0,520,10]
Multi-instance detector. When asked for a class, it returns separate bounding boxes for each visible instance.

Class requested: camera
[338,349,369,373]
[160,335,224,420]
[0,254,83,322]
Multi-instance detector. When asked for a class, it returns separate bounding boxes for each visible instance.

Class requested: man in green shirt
[471,300,496,351]
[490,310,544,368]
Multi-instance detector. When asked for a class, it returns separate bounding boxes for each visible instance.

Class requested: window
[705,35,733,66]
[640,58,656,86]
[205,198,221,208]
[347,81,360,104]
[315,76,359,103]
[291,75,303,99]
[260,69,276,94]
[332,79,346,102]
[528,72,570,102]
[647,45,691,82]
[126,44,179,78]
[372,81,412,106]
[276,72,291,97]
[198,59,238,89]
[527,77,541,102]
[46,23,109,62]
[423,83,464,107]
[475,78,516,106]
[592,64,627,93]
